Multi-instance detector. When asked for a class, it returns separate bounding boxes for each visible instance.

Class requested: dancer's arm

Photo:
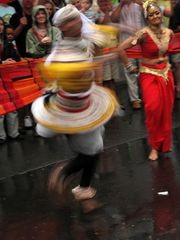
[118,36,138,73]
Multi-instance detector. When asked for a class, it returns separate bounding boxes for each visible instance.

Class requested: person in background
[97,0,114,24]
[70,0,82,10]
[96,0,125,112]
[10,0,35,57]
[0,17,21,144]
[44,0,56,24]
[169,0,180,98]
[111,0,145,110]
[26,5,61,58]
[118,1,174,160]
[80,0,100,23]
[10,0,36,131]
[1,24,21,62]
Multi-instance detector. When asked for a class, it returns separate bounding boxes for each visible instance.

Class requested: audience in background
[2,24,21,62]
[44,0,56,24]
[9,0,36,131]
[80,0,100,23]
[26,5,61,58]
[0,16,21,144]
[10,0,35,57]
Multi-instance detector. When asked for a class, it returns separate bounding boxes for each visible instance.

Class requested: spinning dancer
[32,5,118,200]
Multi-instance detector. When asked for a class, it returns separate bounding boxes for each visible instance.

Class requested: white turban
[53,4,80,27]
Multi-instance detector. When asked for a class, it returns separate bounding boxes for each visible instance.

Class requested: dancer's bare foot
[148,149,158,161]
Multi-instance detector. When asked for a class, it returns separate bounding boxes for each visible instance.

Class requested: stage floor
[0,85,180,240]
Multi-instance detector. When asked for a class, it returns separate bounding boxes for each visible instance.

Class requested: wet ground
[0,83,180,240]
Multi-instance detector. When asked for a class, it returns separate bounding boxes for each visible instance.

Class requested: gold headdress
[143,0,157,18]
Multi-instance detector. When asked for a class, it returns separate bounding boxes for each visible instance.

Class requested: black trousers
[61,153,100,187]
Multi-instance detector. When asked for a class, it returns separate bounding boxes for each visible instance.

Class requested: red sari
[136,27,174,152]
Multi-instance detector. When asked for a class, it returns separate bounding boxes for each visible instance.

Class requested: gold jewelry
[149,26,163,40]
[143,0,157,18]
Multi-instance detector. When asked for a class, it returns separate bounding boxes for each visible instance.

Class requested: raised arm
[111,0,126,23]
[118,29,145,72]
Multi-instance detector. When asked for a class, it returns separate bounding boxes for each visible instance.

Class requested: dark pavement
[0,83,180,240]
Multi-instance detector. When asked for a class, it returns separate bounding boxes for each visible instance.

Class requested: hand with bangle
[125,62,138,74]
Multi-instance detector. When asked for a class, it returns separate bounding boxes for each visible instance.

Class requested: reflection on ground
[0,87,180,240]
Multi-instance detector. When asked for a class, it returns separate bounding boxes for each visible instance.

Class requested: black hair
[146,3,161,17]
[4,24,14,31]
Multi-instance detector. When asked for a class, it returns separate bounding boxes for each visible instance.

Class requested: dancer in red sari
[118,0,175,161]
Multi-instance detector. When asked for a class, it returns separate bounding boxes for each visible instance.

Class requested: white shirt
[119,3,145,42]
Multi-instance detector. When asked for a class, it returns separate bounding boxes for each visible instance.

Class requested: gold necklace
[149,26,162,40]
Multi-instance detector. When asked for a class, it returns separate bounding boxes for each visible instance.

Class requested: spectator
[80,0,100,23]
[97,0,114,24]
[70,0,81,10]
[0,17,21,144]
[9,0,36,131]
[111,0,145,110]
[26,5,61,58]
[1,24,21,62]
[96,0,124,111]
[44,0,56,24]
[10,0,35,57]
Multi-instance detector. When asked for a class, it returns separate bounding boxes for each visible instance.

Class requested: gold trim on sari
[140,63,171,84]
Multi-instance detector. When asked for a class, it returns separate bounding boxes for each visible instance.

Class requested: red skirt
[140,63,174,152]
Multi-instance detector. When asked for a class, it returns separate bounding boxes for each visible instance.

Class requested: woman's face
[60,17,82,38]
[147,5,162,26]
[45,3,54,17]
[35,10,47,24]
[0,20,4,35]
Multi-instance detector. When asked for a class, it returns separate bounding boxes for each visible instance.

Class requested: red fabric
[140,64,174,152]
[0,0,14,3]
[141,32,169,58]
[169,32,180,54]
[0,60,43,116]
[126,32,180,58]
[0,77,16,115]
[28,59,46,89]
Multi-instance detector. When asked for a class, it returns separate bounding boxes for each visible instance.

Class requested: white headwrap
[52,4,80,26]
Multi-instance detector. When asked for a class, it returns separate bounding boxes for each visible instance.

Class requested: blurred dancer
[32,5,118,200]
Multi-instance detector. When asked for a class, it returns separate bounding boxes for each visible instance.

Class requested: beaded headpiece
[143,0,158,18]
